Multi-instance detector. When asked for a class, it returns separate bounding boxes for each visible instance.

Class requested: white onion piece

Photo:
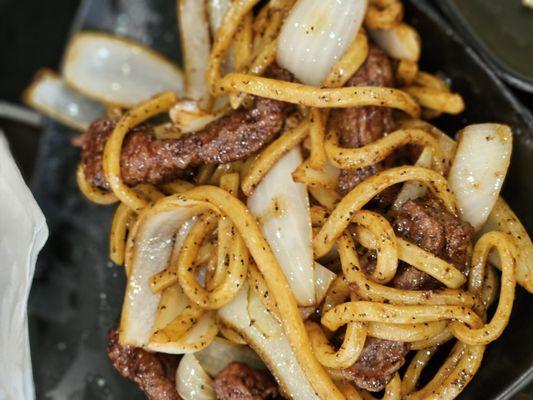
[313,262,336,304]
[179,0,211,108]
[247,147,315,306]
[207,0,231,34]
[218,285,320,400]
[63,32,184,107]
[480,198,533,293]
[120,205,209,347]
[448,124,512,231]
[392,146,433,210]
[369,23,420,62]
[195,337,265,377]
[23,69,105,130]
[169,100,224,134]
[248,288,284,338]
[299,262,336,319]
[277,0,368,85]
[176,354,216,400]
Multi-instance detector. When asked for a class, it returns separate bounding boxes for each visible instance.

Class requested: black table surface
[0,0,531,398]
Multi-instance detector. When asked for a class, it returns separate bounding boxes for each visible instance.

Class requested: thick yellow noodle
[314,166,456,258]
[160,188,346,399]
[337,233,475,307]
[350,211,398,284]
[207,0,262,95]
[76,163,118,205]
[449,231,516,345]
[218,73,421,116]
[401,346,439,395]
[241,119,309,195]
[109,203,135,266]
[102,91,178,211]
[306,320,367,369]
[323,32,369,88]
[325,128,446,174]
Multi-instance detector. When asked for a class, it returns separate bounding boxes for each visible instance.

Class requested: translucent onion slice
[392,146,433,210]
[63,32,184,107]
[169,99,224,134]
[120,206,208,347]
[176,354,216,400]
[247,147,315,306]
[207,0,231,34]
[179,0,211,108]
[195,337,265,377]
[22,69,105,130]
[448,124,512,231]
[314,262,337,304]
[218,284,320,400]
[369,23,421,62]
[277,0,368,85]
[299,262,337,319]
[248,288,284,339]
[480,198,533,293]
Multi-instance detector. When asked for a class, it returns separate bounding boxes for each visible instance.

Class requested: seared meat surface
[107,329,181,400]
[392,195,474,290]
[329,45,395,202]
[213,362,280,400]
[340,337,408,392]
[80,65,293,189]
[342,198,473,391]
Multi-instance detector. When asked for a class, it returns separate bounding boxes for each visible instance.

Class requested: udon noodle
[62,0,531,399]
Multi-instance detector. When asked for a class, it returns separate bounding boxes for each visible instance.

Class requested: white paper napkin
[0,131,48,399]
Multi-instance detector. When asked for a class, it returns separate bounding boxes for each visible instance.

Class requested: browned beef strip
[329,46,395,201]
[213,362,280,400]
[81,66,294,189]
[107,329,181,400]
[391,195,475,290]
[339,337,408,392]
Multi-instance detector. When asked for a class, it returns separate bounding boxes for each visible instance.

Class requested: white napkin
[0,131,48,399]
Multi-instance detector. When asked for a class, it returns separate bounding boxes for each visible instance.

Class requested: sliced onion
[218,284,320,400]
[248,288,284,338]
[480,198,533,293]
[448,124,512,231]
[207,0,231,34]
[277,0,368,85]
[392,146,433,210]
[313,262,336,304]
[120,205,209,347]
[176,354,216,400]
[63,32,184,107]
[299,262,337,319]
[369,23,421,62]
[22,69,105,130]
[247,147,315,306]
[169,99,224,134]
[195,337,265,377]
[179,0,211,108]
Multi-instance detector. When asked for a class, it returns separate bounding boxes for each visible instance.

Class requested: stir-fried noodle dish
[25,0,533,399]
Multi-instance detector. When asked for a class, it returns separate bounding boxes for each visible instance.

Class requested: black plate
[28,0,533,398]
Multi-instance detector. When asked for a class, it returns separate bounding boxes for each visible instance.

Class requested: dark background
[0,0,531,398]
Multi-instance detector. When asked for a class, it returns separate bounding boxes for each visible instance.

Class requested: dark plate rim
[436,0,533,93]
